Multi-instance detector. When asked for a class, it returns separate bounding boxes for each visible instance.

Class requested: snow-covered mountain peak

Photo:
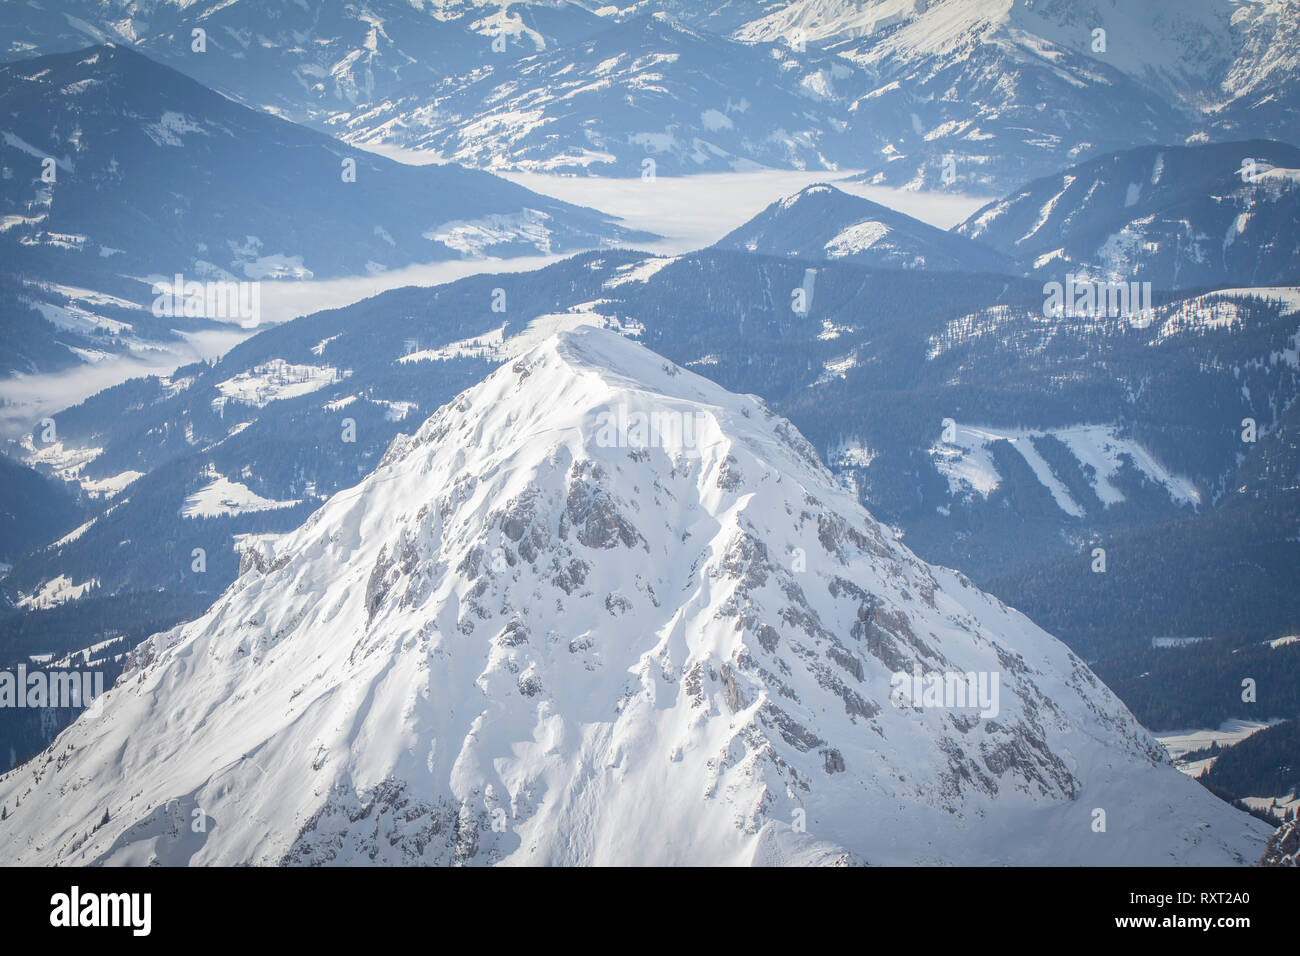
[740,0,1279,122]
[736,0,1014,52]
[0,327,1270,865]
[402,324,768,464]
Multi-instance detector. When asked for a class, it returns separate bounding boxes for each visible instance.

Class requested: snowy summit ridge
[0,327,1270,865]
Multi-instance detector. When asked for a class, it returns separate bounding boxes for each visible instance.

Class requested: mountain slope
[0,0,613,125]
[0,326,1268,865]
[0,43,651,375]
[0,44,649,282]
[956,140,1300,288]
[13,250,1300,619]
[815,0,1191,190]
[0,251,1036,607]
[6,2,1296,192]
[715,183,1012,272]
[1260,813,1299,866]
[735,0,1235,97]
[331,13,873,175]
[0,272,100,376]
[1211,0,1300,144]
[0,454,82,564]
[737,0,1298,142]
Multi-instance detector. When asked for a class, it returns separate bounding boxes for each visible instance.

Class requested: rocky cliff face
[1259,812,1299,866]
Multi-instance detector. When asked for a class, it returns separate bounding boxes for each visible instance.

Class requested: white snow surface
[17,574,99,611]
[931,422,1200,510]
[1156,719,1283,778]
[215,360,350,408]
[0,328,1267,866]
[423,209,556,257]
[1157,719,1282,761]
[180,474,300,519]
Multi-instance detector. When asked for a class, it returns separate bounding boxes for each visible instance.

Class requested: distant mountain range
[4,1,1297,190]
[0,0,615,124]
[740,0,1300,160]
[329,13,874,176]
[711,140,1300,290]
[0,43,651,375]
